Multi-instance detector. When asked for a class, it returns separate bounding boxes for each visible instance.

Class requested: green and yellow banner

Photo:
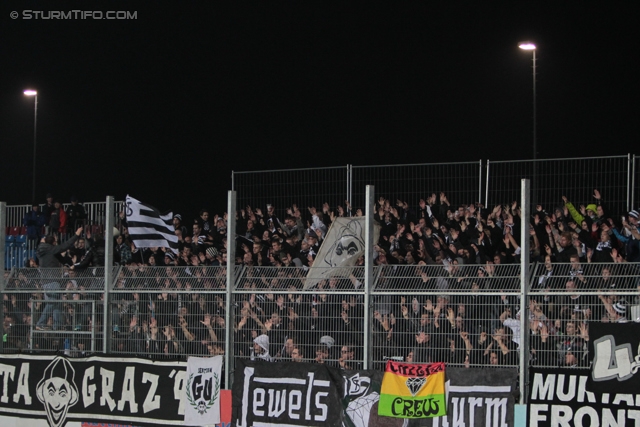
[378,361,446,419]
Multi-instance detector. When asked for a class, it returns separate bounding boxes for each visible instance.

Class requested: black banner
[0,354,186,427]
[341,369,407,427]
[232,359,348,427]
[589,322,640,394]
[409,368,517,427]
[528,367,640,426]
[232,362,517,427]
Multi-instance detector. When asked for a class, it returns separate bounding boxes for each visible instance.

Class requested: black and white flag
[125,195,179,253]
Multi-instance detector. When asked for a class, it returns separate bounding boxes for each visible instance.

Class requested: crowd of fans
[3,188,640,372]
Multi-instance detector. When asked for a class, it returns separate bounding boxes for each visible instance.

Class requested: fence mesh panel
[3,259,640,382]
[107,266,231,358]
[487,156,630,216]
[232,167,349,216]
[528,262,640,369]
[351,162,482,212]
[234,266,366,369]
[370,264,522,370]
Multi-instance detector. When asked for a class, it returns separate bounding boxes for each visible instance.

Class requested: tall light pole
[519,42,537,202]
[24,90,38,203]
[518,42,537,160]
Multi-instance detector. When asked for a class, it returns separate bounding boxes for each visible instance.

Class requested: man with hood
[251,334,273,362]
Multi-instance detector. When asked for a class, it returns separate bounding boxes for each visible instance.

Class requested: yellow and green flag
[378,361,446,419]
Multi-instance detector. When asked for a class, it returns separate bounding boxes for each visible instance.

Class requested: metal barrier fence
[232,166,349,215]
[3,263,639,381]
[351,161,483,211]
[233,266,366,369]
[634,154,639,209]
[486,155,631,215]
[369,264,522,371]
[232,155,635,218]
[5,200,124,229]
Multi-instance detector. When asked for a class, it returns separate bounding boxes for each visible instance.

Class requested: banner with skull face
[0,354,186,427]
[303,217,380,290]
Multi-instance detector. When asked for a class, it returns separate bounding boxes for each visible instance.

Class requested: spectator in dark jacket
[23,203,45,241]
[36,227,83,268]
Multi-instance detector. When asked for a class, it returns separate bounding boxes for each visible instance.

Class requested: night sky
[2,2,638,220]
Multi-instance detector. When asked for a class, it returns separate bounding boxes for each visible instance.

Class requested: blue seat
[15,235,27,244]
[5,251,15,269]
[4,235,14,245]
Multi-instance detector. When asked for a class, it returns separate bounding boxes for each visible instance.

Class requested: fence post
[485,160,491,208]
[0,202,5,354]
[225,190,237,389]
[347,165,352,208]
[364,185,374,370]
[519,179,530,404]
[632,155,636,211]
[628,154,633,211]
[103,196,114,354]
[478,160,483,205]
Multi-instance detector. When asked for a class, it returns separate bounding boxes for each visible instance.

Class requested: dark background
[2,2,638,219]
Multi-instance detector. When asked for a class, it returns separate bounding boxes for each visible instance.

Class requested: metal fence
[633,154,639,210]
[351,161,483,211]
[486,155,631,216]
[232,155,635,219]
[4,200,124,229]
[3,263,638,384]
[232,166,349,215]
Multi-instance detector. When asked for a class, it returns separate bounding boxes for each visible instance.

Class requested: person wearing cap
[562,195,597,231]
[164,251,176,266]
[599,294,628,323]
[204,247,220,266]
[172,214,188,239]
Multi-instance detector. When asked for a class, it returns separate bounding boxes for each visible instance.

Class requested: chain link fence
[486,156,631,216]
[3,259,640,397]
[352,161,483,212]
[232,166,349,216]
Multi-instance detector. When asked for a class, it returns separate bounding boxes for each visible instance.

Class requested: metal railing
[232,166,350,215]
[352,161,483,211]
[3,263,639,382]
[232,155,635,218]
[4,200,124,229]
[486,155,631,214]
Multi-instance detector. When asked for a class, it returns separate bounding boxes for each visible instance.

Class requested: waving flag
[379,361,446,419]
[125,195,179,253]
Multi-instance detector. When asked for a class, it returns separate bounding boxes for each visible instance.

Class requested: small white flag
[184,356,223,426]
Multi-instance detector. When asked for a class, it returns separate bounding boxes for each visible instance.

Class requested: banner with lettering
[379,362,446,419]
[184,356,222,425]
[527,367,640,427]
[0,354,186,427]
[411,367,517,427]
[589,322,640,394]
[341,369,408,427]
[232,359,347,427]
